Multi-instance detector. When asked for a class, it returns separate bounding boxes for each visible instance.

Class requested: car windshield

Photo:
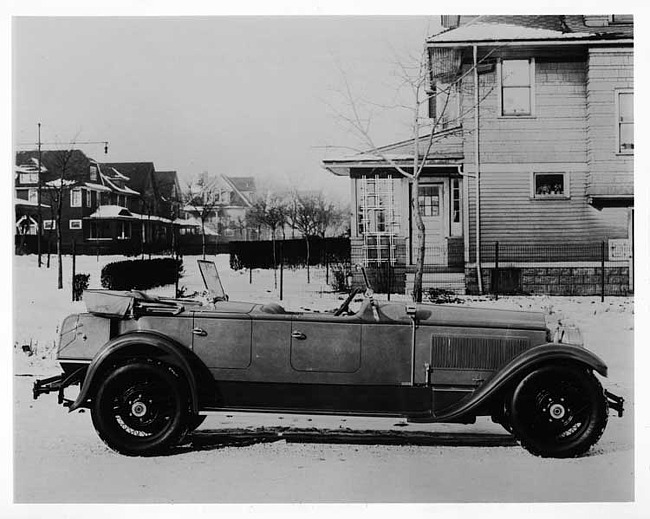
[198,260,226,300]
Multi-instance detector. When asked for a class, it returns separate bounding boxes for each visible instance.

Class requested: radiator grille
[431,336,529,370]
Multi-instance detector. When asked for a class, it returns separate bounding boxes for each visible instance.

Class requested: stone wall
[465,265,631,296]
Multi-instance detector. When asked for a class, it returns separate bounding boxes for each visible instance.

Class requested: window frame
[615,89,634,155]
[69,219,82,230]
[43,219,56,230]
[498,58,536,118]
[70,189,82,207]
[530,171,570,200]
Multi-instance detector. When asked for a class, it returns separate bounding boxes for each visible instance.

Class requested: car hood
[374,301,548,331]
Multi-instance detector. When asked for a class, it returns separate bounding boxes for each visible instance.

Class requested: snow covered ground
[9,253,638,509]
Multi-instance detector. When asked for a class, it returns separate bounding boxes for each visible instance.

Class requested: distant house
[14,151,187,254]
[181,175,255,241]
[323,15,633,295]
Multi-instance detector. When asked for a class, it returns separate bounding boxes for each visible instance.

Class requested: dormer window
[90,165,98,182]
[499,59,535,117]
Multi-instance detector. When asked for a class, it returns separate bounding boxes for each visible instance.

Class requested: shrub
[73,273,90,301]
[423,288,464,305]
[101,258,183,291]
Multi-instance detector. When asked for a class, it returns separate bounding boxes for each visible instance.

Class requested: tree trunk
[56,211,63,290]
[412,176,426,303]
[201,219,206,260]
[272,230,277,289]
[305,235,311,284]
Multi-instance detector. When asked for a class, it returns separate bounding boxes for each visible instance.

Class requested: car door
[290,315,361,374]
[192,311,253,370]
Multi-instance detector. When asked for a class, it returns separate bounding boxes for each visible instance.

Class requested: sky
[13,16,442,200]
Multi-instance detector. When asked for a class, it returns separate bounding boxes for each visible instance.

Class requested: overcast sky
[13,16,441,199]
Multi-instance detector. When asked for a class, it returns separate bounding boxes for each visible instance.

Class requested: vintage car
[34,261,624,458]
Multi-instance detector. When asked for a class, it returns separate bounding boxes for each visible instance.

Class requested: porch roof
[15,198,50,209]
[86,205,139,221]
[322,127,463,177]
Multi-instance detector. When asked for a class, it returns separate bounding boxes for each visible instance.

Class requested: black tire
[509,364,608,458]
[187,414,207,432]
[91,360,190,456]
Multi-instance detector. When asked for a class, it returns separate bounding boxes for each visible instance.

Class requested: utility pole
[37,123,42,267]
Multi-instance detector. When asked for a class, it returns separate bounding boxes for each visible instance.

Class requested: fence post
[47,236,51,268]
[494,241,499,300]
[280,241,284,301]
[249,267,252,284]
[387,242,392,301]
[601,241,605,302]
[71,239,76,301]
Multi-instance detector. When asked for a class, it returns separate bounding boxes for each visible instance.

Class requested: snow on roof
[87,205,137,220]
[83,182,112,192]
[430,21,594,43]
[45,178,76,188]
[15,198,50,208]
[100,172,140,195]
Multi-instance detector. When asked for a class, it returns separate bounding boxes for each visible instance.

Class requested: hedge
[229,237,350,270]
[101,258,183,291]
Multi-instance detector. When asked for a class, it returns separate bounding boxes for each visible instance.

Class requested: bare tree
[184,172,223,259]
[331,44,495,301]
[289,192,341,284]
[41,148,80,290]
[246,193,288,287]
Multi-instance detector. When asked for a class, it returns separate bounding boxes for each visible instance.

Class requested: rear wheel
[91,361,189,456]
[509,365,608,458]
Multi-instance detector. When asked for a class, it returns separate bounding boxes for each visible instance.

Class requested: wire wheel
[510,365,608,458]
[91,361,189,456]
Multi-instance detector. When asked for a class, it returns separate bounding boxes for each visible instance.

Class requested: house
[181,174,255,242]
[15,151,187,254]
[323,15,633,296]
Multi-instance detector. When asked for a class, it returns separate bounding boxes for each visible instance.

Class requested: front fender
[68,330,208,413]
[434,343,608,422]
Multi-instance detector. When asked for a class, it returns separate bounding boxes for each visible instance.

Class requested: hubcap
[549,403,566,419]
[131,401,148,418]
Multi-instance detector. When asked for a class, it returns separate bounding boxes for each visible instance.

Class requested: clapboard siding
[465,165,627,258]
[461,60,588,165]
[586,48,634,196]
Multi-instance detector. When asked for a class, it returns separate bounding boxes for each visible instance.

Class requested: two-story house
[15,151,187,254]
[323,15,633,296]
[181,174,255,242]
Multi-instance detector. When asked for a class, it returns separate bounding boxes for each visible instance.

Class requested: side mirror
[405,303,417,318]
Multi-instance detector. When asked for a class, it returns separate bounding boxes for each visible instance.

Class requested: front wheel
[509,365,608,458]
[91,361,189,456]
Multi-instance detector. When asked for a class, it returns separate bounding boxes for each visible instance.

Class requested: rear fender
[434,343,608,422]
[68,330,212,413]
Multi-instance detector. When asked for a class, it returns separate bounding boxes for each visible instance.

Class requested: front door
[412,182,447,265]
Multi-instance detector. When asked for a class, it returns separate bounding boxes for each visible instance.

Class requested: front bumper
[606,390,625,417]
[33,368,85,408]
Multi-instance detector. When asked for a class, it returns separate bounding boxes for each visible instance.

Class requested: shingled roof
[428,15,633,44]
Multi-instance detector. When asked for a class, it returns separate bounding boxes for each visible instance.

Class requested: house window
[117,222,131,240]
[20,172,39,184]
[616,90,634,153]
[418,185,440,216]
[500,59,535,116]
[69,219,82,230]
[43,220,56,230]
[89,221,111,239]
[433,82,460,128]
[90,165,98,182]
[28,188,38,204]
[356,176,400,237]
[450,178,462,236]
[70,189,82,207]
[532,173,569,199]
[90,191,97,208]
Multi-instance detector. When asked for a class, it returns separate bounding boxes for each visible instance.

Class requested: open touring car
[33,261,624,457]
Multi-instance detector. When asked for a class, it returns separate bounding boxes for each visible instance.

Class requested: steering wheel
[334,287,362,316]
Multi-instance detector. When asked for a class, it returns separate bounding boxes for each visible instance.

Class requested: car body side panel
[192,314,252,369]
[290,318,361,373]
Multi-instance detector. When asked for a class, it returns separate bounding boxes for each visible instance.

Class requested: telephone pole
[37,123,42,267]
